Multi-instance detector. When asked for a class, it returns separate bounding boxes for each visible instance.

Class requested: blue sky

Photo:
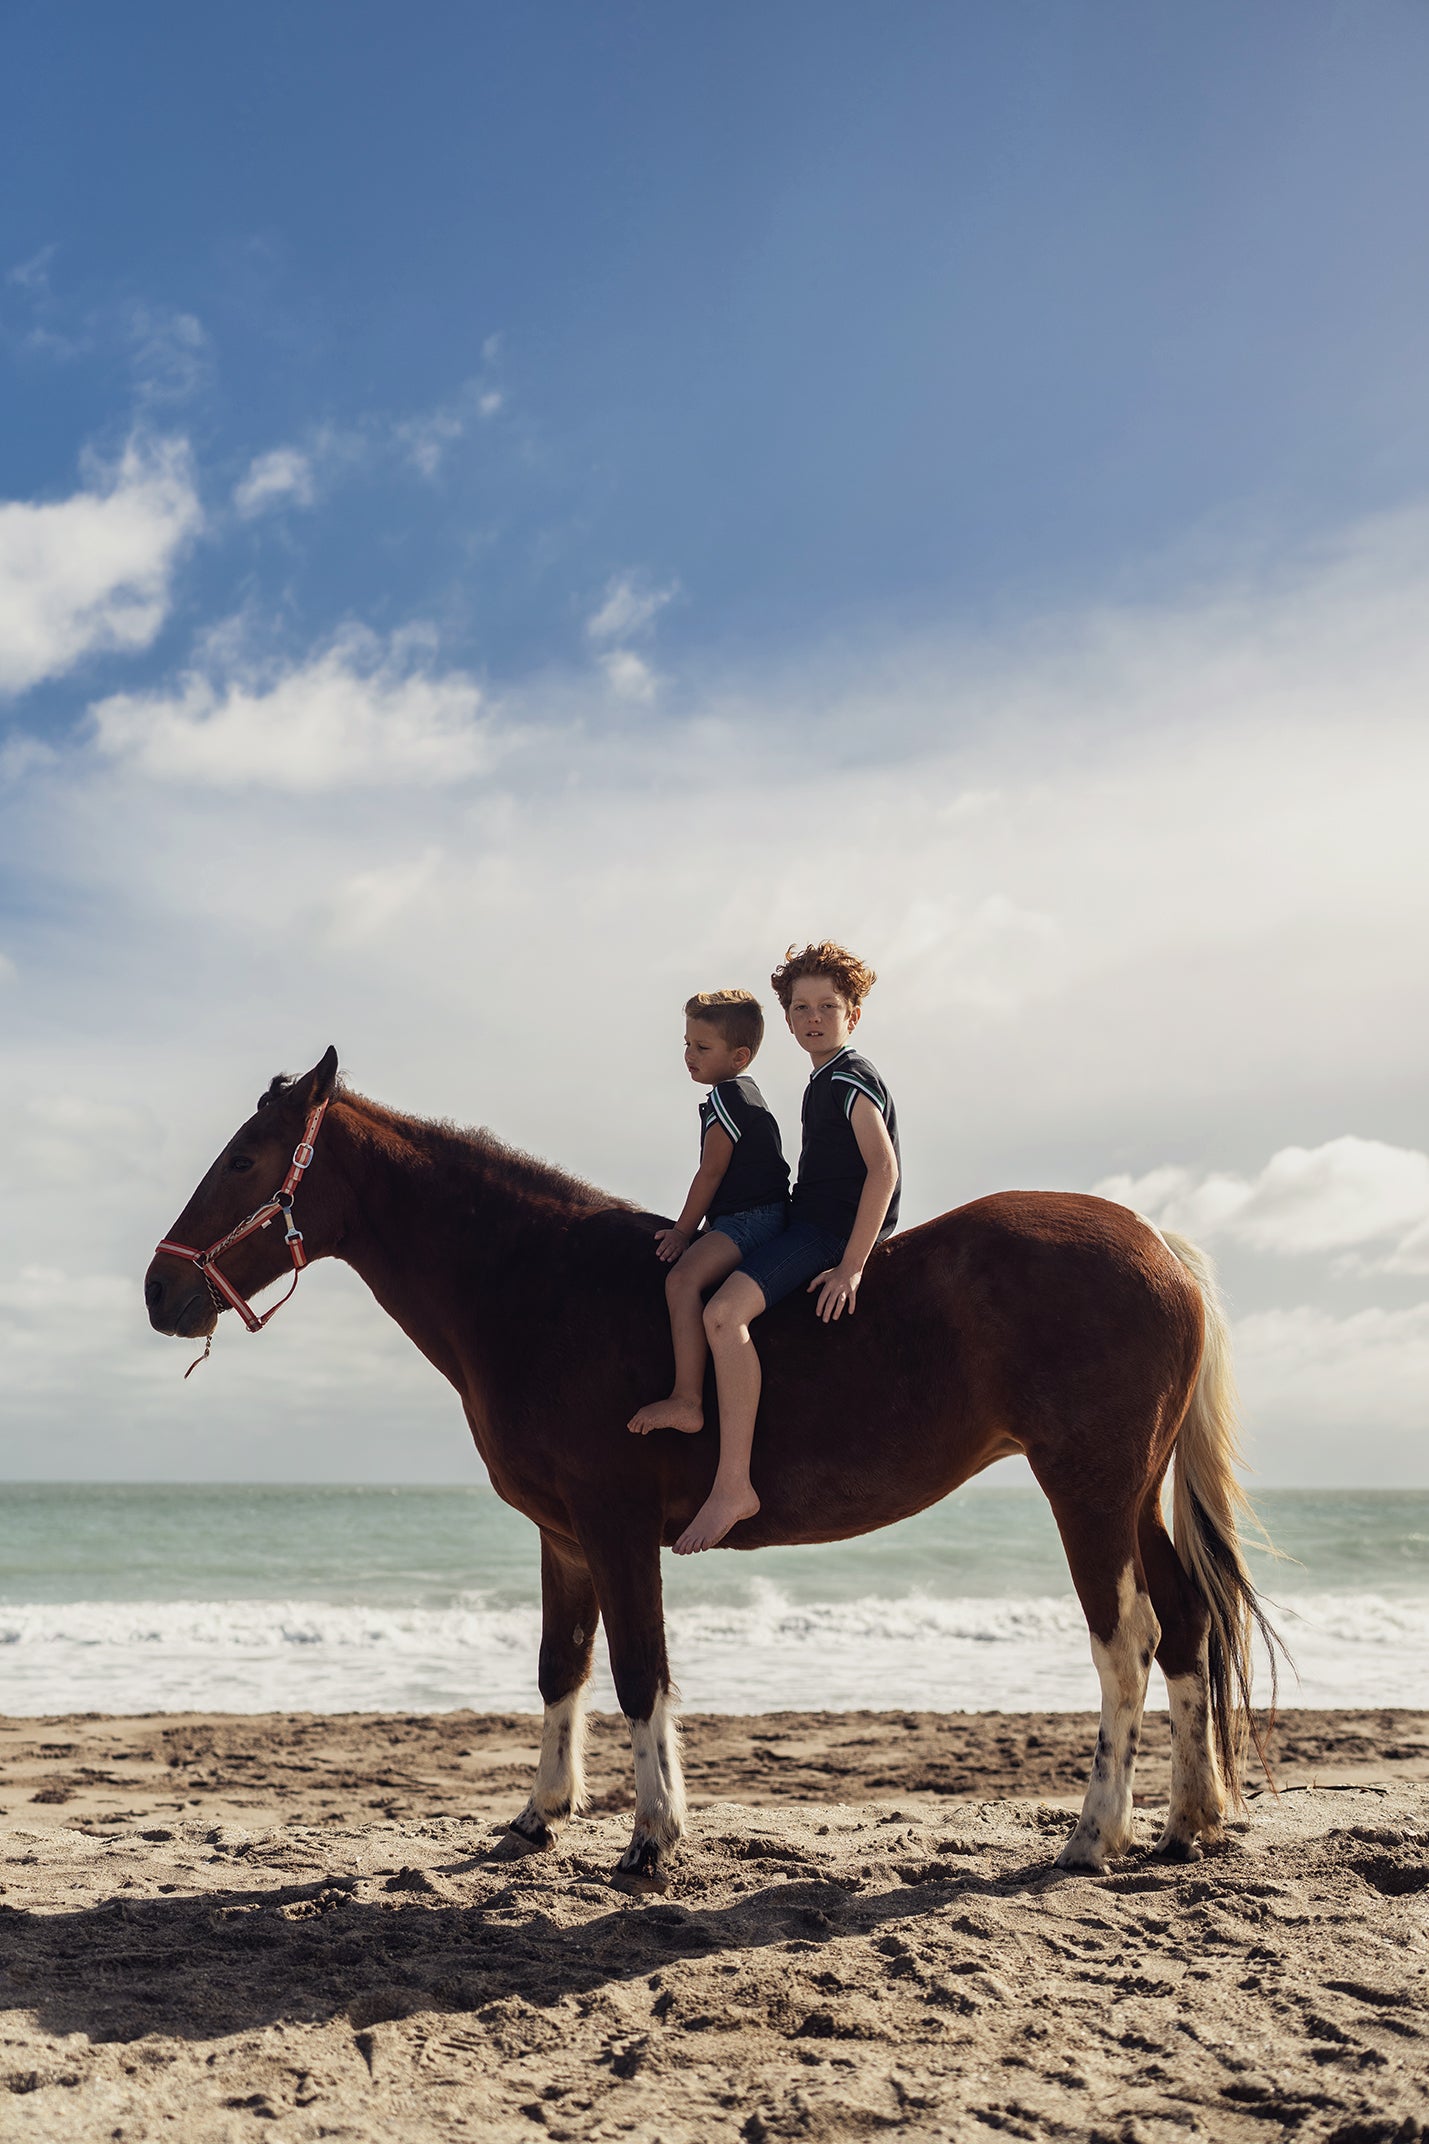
[7,3,1429,683]
[3,4,1429,1482]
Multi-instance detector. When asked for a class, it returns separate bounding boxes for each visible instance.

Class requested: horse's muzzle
[145,1262,218,1339]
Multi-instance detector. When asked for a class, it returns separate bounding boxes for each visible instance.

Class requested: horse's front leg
[583,1528,685,1890]
[509,1530,600,1850]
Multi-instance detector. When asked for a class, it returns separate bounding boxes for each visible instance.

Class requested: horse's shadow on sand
[0,1826,1122,2048]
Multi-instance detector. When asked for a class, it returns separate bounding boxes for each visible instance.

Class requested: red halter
[155,1099,329,1371]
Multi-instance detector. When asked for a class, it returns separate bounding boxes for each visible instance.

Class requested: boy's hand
[809,1263,862,1322]
[654,1226,691,1263]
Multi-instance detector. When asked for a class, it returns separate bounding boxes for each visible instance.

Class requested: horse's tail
[1158,1228,1287,1804]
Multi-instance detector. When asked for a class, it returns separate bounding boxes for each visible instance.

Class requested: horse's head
[145,1045,340,1341]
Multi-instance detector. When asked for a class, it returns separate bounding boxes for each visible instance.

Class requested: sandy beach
[0,1709,1426,2141]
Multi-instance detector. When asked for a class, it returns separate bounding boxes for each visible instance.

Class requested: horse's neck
[320,1097,577,1393]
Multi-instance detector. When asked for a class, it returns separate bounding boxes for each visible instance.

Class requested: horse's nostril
[145,1277,163,1310]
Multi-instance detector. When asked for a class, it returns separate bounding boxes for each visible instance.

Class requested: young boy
[673,943,901,1555]
[628,990,790,1438]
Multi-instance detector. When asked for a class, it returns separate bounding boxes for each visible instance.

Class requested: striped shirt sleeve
[707,1084,742,1142]
[833,1071,887,1120]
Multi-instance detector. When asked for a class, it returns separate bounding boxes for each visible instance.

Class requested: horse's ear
[302,1046,340,1109]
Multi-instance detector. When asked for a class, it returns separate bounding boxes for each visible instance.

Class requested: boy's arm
[656,1124,735,1262]
[808,1097,898,1319]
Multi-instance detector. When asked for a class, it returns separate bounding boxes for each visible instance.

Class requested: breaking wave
[0,1584,1423,1716]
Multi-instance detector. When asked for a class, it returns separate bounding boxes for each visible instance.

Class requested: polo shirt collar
[809,1043,852,1082]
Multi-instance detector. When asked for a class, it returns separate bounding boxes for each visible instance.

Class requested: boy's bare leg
[674,1271,767,1553]
[628,1230,744,1434]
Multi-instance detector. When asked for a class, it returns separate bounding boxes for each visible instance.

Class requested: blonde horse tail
[1159,1228,1288,1804]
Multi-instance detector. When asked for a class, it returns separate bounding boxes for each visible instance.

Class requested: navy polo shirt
[700,1077,790,1218]
[790,1046,901,1239]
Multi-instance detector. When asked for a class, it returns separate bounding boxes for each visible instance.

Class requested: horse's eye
[228,1154,255,1174]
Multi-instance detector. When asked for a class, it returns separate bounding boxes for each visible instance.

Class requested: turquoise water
[0,1483,1424,1715]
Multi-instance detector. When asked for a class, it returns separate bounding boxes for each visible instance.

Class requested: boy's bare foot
[673,1486,760,1554]
[628,1395,704,1436]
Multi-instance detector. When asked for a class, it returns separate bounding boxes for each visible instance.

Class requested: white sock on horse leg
[1158,1652,1223,1854]
[527,1686,589,1826]
[1059,1563,1160,1870]
[628,1687,686,1852]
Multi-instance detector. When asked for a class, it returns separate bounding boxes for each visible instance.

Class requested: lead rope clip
[275,1190,303,1248]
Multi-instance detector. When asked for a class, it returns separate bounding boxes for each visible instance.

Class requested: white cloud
[585,575,675,704]
[127,304,209,402]
[0,1095,157,1195]
[393,373,506,477]
[89,627,496,790]
[599,648,660,702]
[1,247,91,362]
[218,377,510,512]
[7,246,56,294]
[585,574,675,643]
[0,734,56,784]
[5,497,1429,1479]
[398,407,466,478]
[327,847,445,947]
[0,1267,138,1386]
[1235,1302,1429,1476]
[1097,1138,1429,1272]
[0,1255,458,1479]
[0,437,201,696]
[233,447,315,519]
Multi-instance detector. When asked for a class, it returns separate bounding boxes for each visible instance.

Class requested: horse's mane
[260,1072,628,1224]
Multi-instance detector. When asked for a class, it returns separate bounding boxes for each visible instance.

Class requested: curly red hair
[769,942,877,1013]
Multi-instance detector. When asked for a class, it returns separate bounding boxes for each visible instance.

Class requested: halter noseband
[155,1098,329,1372]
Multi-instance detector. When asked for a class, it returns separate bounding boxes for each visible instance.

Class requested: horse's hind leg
[510,1530,600,1849]
[1139,1498,1223,1859]
[1046,1500,1160,1873]
[583,1530,685,1889]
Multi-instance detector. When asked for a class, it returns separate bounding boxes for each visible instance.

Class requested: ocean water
[0,1483,1425,1717]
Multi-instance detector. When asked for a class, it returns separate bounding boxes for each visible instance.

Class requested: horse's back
[739,1190,1204,1544]
[900,1186,1176,1264]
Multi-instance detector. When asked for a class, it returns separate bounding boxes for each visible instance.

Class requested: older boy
[674,942,900,1554]
[628,990,789,1438]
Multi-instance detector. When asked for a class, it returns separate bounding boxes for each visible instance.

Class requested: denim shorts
[737,1216,850,1310]
[706,1200,789,1256]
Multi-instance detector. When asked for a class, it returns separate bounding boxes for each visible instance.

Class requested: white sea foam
[0,1585,1424,1716]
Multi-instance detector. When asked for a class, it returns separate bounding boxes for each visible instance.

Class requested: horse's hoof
[508,1810,556,1851]
[613,1865,670,1895]
[1054,1837,1108,1874]
[1151,1834,1203,1864]
[613,1836,671,1894]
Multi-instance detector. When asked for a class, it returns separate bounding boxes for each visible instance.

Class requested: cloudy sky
[3,3,1428,1487]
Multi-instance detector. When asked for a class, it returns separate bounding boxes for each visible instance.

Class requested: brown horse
[144,1047,1281,1884]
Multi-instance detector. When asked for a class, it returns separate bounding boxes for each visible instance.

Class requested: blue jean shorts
[737,1215,849,1310]
[706,1200,789,1256]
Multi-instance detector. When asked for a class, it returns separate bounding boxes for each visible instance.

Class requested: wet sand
[1,1708,1426,2140]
